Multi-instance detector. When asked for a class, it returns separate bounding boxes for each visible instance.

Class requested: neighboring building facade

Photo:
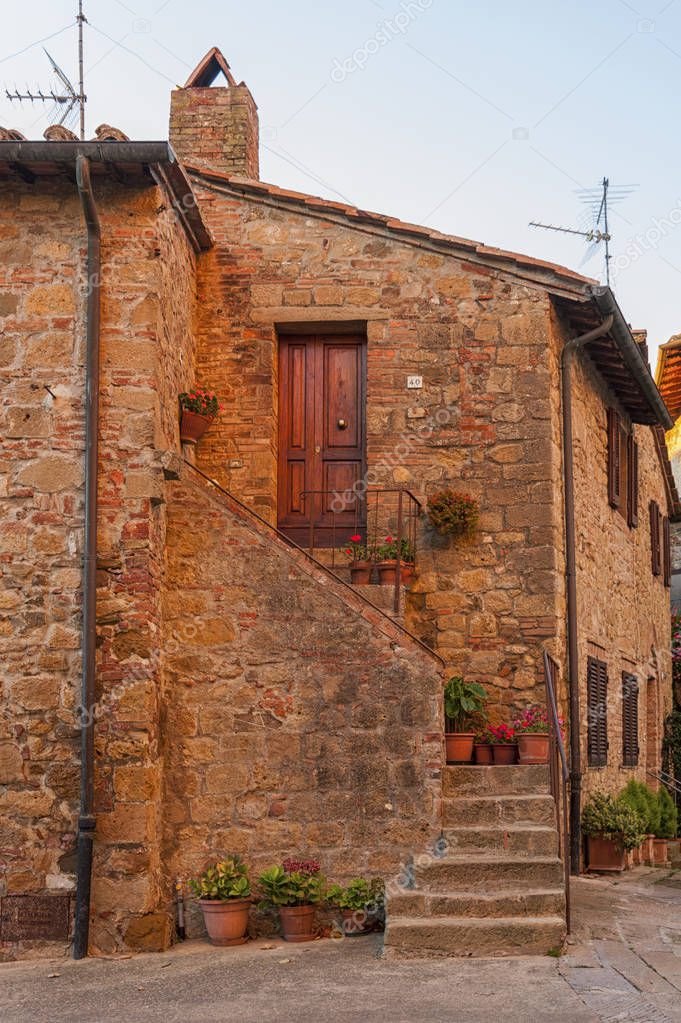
[0,49,675,959]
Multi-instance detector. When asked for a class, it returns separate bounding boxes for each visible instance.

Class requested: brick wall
[160,466,443,939]
[169,84,259,179]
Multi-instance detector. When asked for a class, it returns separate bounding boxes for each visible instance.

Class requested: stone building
[656,335,681,625]
[0,48,676,959]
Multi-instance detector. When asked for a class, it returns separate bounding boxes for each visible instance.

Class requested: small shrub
[188,856,251,901]
[326,877,385,912]
[257,862,326,908]
[427,489,479,538]
[582,793,645,851]
[657,785,678,839]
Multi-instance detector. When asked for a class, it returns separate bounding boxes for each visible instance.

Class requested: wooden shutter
[663,516,671,588]
[621,672,639,767]
[626,435,638,528]
[587,656,608,767]
[650,501,662,576]
[607,409,621,509]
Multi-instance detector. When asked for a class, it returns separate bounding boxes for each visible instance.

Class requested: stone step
[389,887,566,920]
[443,794,557,827]
[443,764,550,797]
[414,855,564,892]
[384,914,567,958]
[441,824,558,857]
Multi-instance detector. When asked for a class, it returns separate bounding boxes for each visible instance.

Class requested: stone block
[17,455,83,493]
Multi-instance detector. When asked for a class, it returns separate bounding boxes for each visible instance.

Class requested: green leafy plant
[443,676,487,733]
[188,856,251,901]
[618,779,661,835]
[657,785,678,839]
[326,877,385,912]
[582,793,645,851]
[179,389,222,417]
[427,489,479,538]
[257,865,326,908]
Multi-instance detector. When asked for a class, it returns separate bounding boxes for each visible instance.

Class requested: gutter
[73,155,101,960]
[560,314,614,875]
[590,287,673,430]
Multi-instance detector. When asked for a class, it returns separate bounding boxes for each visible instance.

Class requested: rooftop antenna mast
[5,1,87,139]
[530,177,637,287]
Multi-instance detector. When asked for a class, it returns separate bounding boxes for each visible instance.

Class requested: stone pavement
[1,868,680,1023]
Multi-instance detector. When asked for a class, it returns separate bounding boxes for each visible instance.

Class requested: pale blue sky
[3,0,681,362]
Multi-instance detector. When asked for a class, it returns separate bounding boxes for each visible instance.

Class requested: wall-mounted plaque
[0,895,71,942]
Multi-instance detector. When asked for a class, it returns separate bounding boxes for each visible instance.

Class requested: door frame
[276,326,367,545]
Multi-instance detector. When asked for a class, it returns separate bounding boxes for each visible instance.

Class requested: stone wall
[161,465,443,938]
[170,84,259,179]
[549,313,673,804]
[191,182,563,720]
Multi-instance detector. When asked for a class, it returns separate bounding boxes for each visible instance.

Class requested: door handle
[337,419,348,429]
[315,446,321,453]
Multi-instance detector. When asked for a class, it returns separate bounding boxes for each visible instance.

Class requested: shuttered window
[622,672,639,767]
[650,501,662,576]
[663,516,671,588]
[626,434,638,528]
[587,656,608,768]
[607,409,621,509]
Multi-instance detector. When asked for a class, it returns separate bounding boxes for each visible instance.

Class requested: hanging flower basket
[179,389,222,445]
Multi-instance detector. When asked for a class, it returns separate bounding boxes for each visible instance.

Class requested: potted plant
[341,535,373,585]
[399,538,416,585]
[582,794,645,872]
[619,780,653,864]
[258,858,326,942]
[375,536,399,586]
[326,877,384,936]
[179,388,222,445]
[654,786,678,865]
[514,705,551,764]
[427,489,479,538]
[188,856,251,946]
[443,676,487,763]
[488,722,518,765]
[474,728,494,765]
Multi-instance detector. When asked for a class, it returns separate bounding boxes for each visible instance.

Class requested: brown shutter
[650,501,662,576]
[607,409,621,508]
[587,656,608,767]
[663,516,671,587]
[622,672,639,767]
[627,435,638,528]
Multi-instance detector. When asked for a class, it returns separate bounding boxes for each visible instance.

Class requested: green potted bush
[326,877,385,936]
[179,388,222,445]
[258,858,326,942]
[188,856,251,946]
[582,794,645,872]
[427,489,478,538]
[653,786,678,865]
[514,705,551,764]
[443,676,487,763]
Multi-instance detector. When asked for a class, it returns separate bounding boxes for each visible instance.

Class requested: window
[587,656,608,767]
[622,672,639,767]
[607,408,638,527]
[650,501,662,576]
[663,516,671,588]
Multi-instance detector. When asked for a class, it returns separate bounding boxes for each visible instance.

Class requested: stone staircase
[384,764,567,957]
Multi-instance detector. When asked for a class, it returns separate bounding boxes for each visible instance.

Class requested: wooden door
[278,334,366,546]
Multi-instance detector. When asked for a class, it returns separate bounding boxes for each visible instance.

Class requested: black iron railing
[542,649,571,933]
[300,487,422,614]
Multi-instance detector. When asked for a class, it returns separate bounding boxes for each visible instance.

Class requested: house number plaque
[0,895,71,941]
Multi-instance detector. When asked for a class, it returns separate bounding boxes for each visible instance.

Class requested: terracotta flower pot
[180,410,214,445]
[653,838,669,865]
[632,844,642,866]
[199,898,250,946]
[474,743,494,765]
[349,560,373,585]
[400,563,415,586]
[586,835,626,872]
[642,835,655,865]
[377,560,398,586]
[279,904,316,942]
[445,732,475,763]
[492,743,517,765]
[341,908,371,936]
[517,733,549,764]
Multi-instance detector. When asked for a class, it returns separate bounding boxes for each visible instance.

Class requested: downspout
[560,313,613,874]
[73,155,101,959]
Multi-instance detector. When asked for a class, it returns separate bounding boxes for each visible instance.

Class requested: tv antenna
[5,1,87,139]
[530,177,638,286]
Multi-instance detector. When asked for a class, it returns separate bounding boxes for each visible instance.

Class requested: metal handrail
[647,768,681,797]
[542,649,571,933]
[300,486,423,509]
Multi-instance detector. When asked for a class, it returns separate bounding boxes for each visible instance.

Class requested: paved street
[1,869,680,1022]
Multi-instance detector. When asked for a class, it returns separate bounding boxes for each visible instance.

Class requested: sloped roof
[184,47,237,88]
[655,334,681,419]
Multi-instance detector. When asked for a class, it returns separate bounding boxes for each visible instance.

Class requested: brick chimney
[169,47,259,179]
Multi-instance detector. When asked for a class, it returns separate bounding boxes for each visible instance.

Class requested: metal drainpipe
[73,155,101,959]
[561,313,613,874]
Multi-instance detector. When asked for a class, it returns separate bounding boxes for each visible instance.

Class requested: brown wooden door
[278,334,366,546]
